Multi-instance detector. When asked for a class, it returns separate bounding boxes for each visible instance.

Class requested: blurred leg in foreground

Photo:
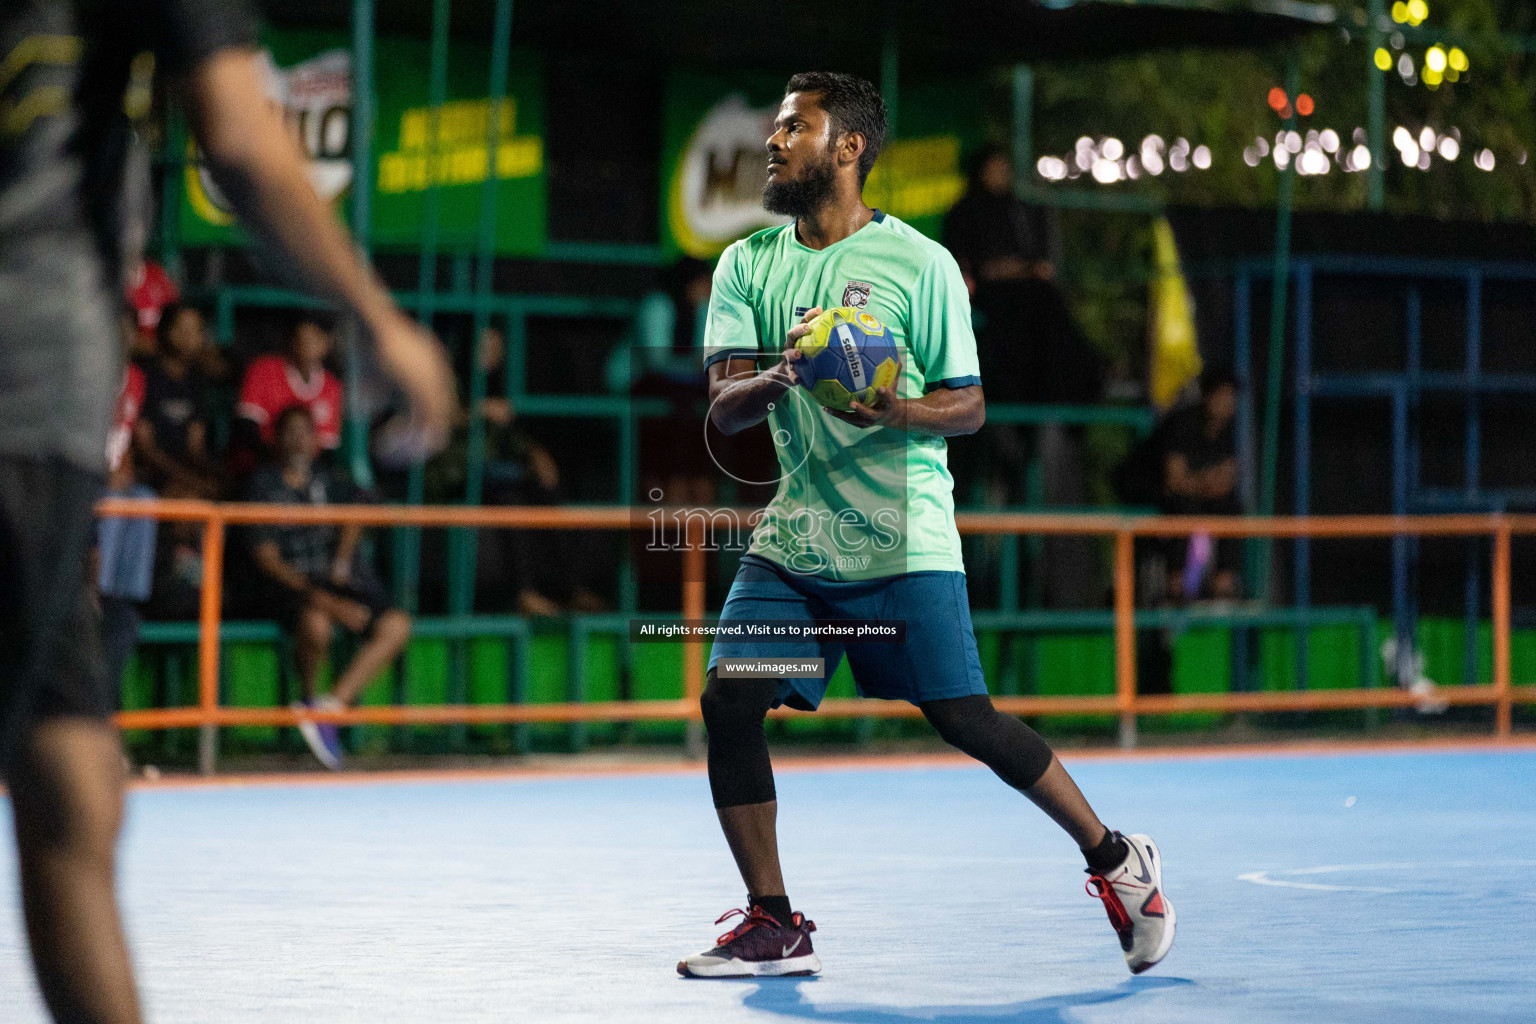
[10,720,140,1024]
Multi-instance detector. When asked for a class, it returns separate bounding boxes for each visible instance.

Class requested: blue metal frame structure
[1234,254,1536,690]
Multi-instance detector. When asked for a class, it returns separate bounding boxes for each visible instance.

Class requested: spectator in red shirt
[235,313,345,464]
[125,258,178,358]
[106,317,146,485]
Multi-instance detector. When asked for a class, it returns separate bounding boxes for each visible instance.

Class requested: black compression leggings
[701,671,1056,808]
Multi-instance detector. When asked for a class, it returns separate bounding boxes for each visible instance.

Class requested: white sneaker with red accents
[677,906,820,978]
[1085,832,1175,974]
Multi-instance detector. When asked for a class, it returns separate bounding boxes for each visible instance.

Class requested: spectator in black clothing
[943,147,1103,608]
[1160,368,1241,600]
[942,145,1101,405]
[134,302,217,498]
[425,326,606,615]
[246,406,412,769]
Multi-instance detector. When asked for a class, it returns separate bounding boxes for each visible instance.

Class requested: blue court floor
[2,746,1533,1023]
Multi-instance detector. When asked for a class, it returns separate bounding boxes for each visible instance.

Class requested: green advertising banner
[180,28,545,255]
[659,70,983,260]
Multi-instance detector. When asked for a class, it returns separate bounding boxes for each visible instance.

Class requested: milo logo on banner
[186,48,353,227]
[666,93,790,259]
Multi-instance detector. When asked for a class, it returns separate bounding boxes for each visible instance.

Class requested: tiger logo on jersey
[842,280,873,309]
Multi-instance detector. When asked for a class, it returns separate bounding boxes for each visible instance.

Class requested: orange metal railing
[97,498,1530,769]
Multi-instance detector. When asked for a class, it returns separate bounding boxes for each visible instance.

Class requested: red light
[1296,94,1315,116]
[1279,103,1294,120]
[1267,87,1288,112]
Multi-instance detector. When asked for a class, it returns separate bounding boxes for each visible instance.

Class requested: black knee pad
[701,671,776,737]
[702,670,778,808]
[921,694,1055,791]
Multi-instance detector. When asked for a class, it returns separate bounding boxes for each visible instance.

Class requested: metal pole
[1114,530,1137,749]
[1493,523,1511,738]
[1256,50,1300,597]
[196,517,226,776]
[1366,0,1386,211]
[1464,271,1483,689]
[445,0,513,747]
[394,0,452,614]
[1011,64,1033,194]
[345,0,377,488]
[683,519,706,758]
[157,106,186,284]
[1292,263,1312,689]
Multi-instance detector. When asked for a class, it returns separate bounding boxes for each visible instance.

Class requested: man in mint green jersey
[677,72,1175,980]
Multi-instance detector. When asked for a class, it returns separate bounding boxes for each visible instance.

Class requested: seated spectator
[1160,368,1241,601]
[97,328,156,697]
[232,313,344,477]
[425,325,605,615]
[942,145,1101,405]
[246,405,411,769]
[134,302,218,497]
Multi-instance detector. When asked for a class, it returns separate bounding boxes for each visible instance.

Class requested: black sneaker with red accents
[1085,832,1176,974]
[677,905,821,978]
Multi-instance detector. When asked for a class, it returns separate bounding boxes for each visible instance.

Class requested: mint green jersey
[704,211,981,580]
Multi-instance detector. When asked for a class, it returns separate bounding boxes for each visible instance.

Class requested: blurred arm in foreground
[180,50,456,458]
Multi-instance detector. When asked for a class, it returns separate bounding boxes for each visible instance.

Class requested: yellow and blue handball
[794,307,901,412]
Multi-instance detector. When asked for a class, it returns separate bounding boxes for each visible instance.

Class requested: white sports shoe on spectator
[1085,832,1176,974]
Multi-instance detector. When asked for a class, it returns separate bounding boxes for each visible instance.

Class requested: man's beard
[763,158,837,219]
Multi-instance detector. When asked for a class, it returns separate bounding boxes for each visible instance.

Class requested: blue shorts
[706,555,988,710]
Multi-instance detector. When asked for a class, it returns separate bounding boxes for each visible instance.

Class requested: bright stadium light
[1351,144,1372,170]
[1036,156,1067,181]
[1425,47,1447,73]
[1400,140,1419,166]
[1417,150,1431,170]
[1255,137,1270,157]
[1374,48,1393,71]
[1143,150,1165,175]
[1398,53,1414,78]
[1474,148,1496,171]
[1284,131,1302,153]
[1192,145,1211,169]
[1419,127,1436,151]
[1101,137,1124,161]
[1393,126,1413,150]
[1320,129,1340,153]
[1406,0,1428,25]
[1438,137,1459,161]
[1126,155,1143,180]
[1243,147,1260,167]
[1274,146,1290,170]
[1448,47,1468,72]
[1091,158,1121,184]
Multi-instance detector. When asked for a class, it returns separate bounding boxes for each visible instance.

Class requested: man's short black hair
[784,71,888,186]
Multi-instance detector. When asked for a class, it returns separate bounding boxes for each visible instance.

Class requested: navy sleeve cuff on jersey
[924,375,983,393]
[703,348,759,369]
